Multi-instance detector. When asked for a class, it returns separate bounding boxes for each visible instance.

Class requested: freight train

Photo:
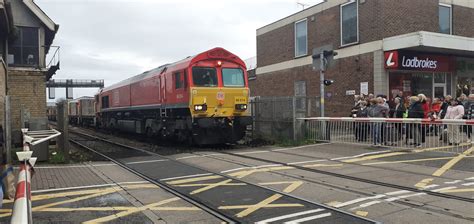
[48,48,252,145]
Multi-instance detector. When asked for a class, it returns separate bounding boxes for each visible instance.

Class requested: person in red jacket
[418,94,430,143]
[430,98,442,136]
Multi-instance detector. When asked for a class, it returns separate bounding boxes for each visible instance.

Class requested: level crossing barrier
[301,117,474,154]
[10,129,61,224]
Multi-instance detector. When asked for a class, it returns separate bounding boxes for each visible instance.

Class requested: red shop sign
[384,51,455,72]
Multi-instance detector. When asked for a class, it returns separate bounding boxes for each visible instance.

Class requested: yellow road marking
[34,189,118,212]
[191,179,233,195]
[83,197,181,224]
[219,203,304,210]
[363,156,456,165]
[260,181,304,193]
[303,163,343,168]
[228,166,293,179]
[0,206,200,214]
[414,178,434,189]
[432,147,474,177]
[176,183,246,187]
[167,175,221,185]
[355,211,369,217]
[218,194,304,218]
[439,188,474,193]
[342,152,406,163]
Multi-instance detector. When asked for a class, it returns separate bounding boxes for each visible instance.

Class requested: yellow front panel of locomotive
[190,87,250,118]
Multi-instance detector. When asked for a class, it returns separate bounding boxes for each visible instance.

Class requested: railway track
[215,151,474,204]
[190,151,474,222]
[68,130,379,223]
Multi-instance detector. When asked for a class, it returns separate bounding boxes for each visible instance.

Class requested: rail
[301,117,474,154]
[10,129,61,224]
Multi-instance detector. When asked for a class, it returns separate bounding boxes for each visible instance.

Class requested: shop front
[385,50,456,100]
[456,57,474,97]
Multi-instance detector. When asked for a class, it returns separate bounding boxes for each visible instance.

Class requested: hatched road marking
[255,208,325,224]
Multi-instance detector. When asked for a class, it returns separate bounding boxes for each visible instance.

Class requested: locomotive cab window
[222,68,245,87]
[192,67,217,87]
[175,72,183,89]
[101,96,109,108]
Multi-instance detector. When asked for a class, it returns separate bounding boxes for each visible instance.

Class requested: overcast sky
[38,0,323,101]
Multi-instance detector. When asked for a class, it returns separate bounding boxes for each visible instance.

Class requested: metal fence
[302,117,474,154]
[250,96,320,141]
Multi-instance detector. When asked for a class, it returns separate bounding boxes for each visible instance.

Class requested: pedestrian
[444,98,465,145]
[407,96,424,147]
[368,98,389,146]
[355,101,369,142]
[388,97,405,145]
[430,98,442,136]
[465,94,474,143]
[418,94,430,143]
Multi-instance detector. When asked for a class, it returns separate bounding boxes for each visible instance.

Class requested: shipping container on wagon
[78,97,96,117]
[68,101,78,116]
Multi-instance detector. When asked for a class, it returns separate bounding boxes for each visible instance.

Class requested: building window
[439,3,452,34]
[294,19,307,58]
[8,27,39,66]
[340,0,358,46]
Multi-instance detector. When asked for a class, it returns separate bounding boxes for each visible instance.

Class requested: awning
[383,31,474,57]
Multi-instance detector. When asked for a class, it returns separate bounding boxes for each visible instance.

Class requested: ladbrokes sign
[384,51,454,72]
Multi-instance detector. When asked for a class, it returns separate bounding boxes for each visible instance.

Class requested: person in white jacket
[444,99,465,145]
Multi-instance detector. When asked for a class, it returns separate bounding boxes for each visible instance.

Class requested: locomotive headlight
[194,104,207,111]
[235,104,247,111]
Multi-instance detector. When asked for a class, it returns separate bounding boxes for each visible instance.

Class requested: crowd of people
[350,93,474,147]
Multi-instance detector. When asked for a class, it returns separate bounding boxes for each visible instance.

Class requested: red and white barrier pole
[11,129,37,224]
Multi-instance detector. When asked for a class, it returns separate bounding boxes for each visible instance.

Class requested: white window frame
[294,18,308,58]
[439,3,452,35]
[340,0,359,47]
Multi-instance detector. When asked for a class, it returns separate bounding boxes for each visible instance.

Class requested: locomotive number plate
[217,92,225,100]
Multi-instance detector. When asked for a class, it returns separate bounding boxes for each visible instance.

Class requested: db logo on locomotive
[217,92,225,100]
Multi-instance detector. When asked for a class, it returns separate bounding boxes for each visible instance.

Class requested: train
[47,47,252,145]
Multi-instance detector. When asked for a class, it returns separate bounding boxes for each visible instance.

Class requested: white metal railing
[10,129,61,224]
[301,117,474,154]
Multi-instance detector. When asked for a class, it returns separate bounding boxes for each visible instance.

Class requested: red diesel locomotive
[95,47,252,144]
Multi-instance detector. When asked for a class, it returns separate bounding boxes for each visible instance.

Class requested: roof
[22,0,59,48]
[102,47,245,93]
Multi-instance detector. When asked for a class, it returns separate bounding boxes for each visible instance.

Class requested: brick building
[0,0,59,142]
[251,0,474,117]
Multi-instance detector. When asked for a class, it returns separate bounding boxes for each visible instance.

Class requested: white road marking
[175,155,199,160]
[220,167,250,173]
[271,143,329,152]
[444,180,462,184]
[351,200,382,209]
[255,209,325,224]
[330,150,391,161]
[159,173,213,181]
[385,190,411,196]
[465,177,474,180]
[333,195,386,208]
[423,184,440,189]
[462,182,474,186]
[126,159,168,165]
[32,181,149,193]
[286,160,327,165]
[235,150,269,155]
[385,193,426,202]
[283,212,332,224]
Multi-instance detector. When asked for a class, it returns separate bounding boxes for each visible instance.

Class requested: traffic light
[323,79,334,86]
